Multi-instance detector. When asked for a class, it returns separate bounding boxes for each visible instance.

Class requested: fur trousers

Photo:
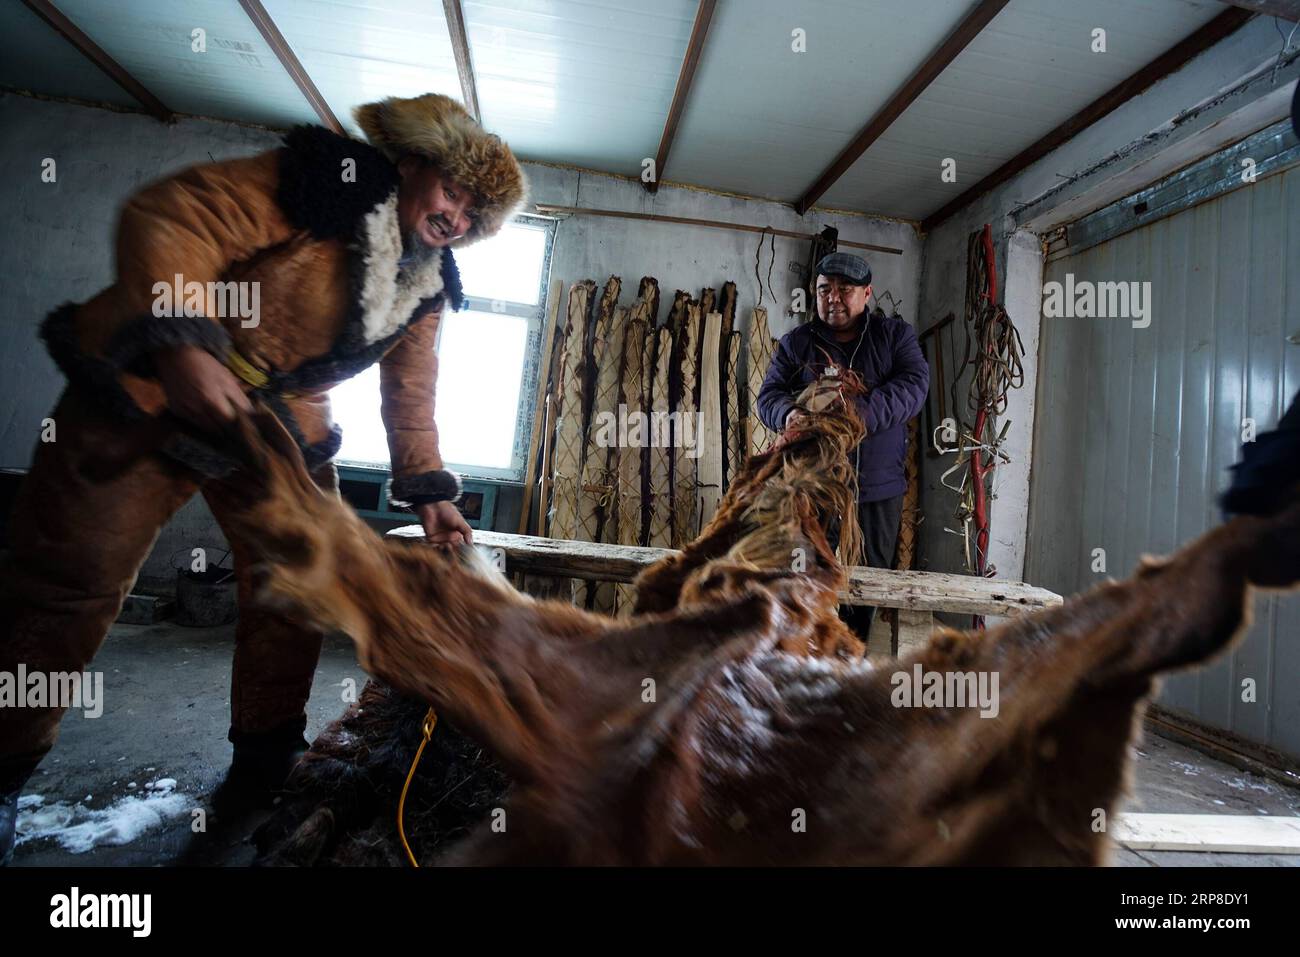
[0,388,337,773]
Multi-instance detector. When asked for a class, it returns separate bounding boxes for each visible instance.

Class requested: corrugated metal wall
[1026,163,1300,760]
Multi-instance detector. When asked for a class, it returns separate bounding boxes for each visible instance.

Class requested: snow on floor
[15,778,188,854]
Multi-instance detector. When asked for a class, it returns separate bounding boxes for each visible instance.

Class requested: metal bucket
[175,566,237,627]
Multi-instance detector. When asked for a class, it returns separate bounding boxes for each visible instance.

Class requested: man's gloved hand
[785,408,809,431]
[416,499,473,546]
[156,344,252,432]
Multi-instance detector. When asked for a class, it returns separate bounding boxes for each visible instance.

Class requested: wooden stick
[532,204,905,256]
[517,278,563,535]
[696,311,723,528]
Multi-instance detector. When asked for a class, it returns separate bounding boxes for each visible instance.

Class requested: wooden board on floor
[1112,814,1300,854]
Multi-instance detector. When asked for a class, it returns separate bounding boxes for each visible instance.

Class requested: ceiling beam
[921,7,1255,233]
[1219,1,1299,21]
[442,0,481,123]
[238,0,342,134]
[645,0,717,194]
[21,0,173,122]
[793,0,1010,215]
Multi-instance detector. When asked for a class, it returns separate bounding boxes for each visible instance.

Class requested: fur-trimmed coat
[41,125,466,502]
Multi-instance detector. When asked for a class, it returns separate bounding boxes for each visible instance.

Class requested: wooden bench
[387,527,1063,655]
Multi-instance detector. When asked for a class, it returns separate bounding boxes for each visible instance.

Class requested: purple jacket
[757,312,929,501]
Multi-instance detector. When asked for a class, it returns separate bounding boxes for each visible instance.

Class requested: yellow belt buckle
[226,347,296,399]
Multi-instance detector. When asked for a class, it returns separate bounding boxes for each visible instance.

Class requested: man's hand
[416,500,473,546]
[785,408,809,431]
[156,344,251,432]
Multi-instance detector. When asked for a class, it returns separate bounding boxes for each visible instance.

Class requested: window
[331,216,555,482]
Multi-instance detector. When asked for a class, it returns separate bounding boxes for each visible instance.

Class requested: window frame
[433,213,557,483]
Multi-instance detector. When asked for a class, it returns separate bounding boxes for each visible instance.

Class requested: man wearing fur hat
[0,94,526,862]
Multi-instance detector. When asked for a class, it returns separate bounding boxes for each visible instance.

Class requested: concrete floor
[8,618,1300,867]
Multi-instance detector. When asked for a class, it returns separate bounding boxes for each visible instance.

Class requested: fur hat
[353,93,527,248]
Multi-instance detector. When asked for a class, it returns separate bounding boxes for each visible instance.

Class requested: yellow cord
[225,347,297,398]
[398,706,438,868]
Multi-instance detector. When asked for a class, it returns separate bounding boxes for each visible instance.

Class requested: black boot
[218,721,311,808]
[1,757,42,867]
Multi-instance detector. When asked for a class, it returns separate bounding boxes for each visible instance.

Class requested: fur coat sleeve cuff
[390,469,462,508]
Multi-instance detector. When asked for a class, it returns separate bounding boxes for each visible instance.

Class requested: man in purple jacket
[757,252,929,638]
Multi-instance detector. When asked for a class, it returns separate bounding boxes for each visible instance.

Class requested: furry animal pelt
[218,378,1300,866]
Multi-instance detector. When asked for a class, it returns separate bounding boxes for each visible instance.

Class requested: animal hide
[218,377,1300,866]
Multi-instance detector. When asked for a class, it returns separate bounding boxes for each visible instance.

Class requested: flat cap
[816,251,872,286]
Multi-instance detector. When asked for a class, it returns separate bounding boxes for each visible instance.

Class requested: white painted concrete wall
[0,92,921,584]
[916,17,1297,599]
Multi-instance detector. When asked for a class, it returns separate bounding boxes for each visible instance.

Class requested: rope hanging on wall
[936,225,1025,623]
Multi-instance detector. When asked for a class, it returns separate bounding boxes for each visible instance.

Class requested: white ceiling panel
[51,0,320,128]
[664,0,980,203]
[464,0,698,173]
[0,2,141,111]
[820,0,1227,218]
[263,0,464,135]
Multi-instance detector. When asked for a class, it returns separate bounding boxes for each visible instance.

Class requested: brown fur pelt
[218,378,1300,866]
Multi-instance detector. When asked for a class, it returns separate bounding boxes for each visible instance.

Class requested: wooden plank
[794,0,1011,215]
[724,331,743,490]
[23,0,174,122]
[615,306,649,612]
[921,7,1255,232]
[746,307,777,456]
[578,289,626,612]
[538,394,553,533]
[646,327,675,547]
[697,312,724,527]
[1112,814,1300,854]
[549,281,595,540]
[441,0,481,122]
[646,0,717,193]
[517,279,563,534]
[387,529,1063,615]
[637,276,661,326]
[239,0,343,133]
[533,205,905,257]
[894,609,935,656]
[672,305,701,545]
